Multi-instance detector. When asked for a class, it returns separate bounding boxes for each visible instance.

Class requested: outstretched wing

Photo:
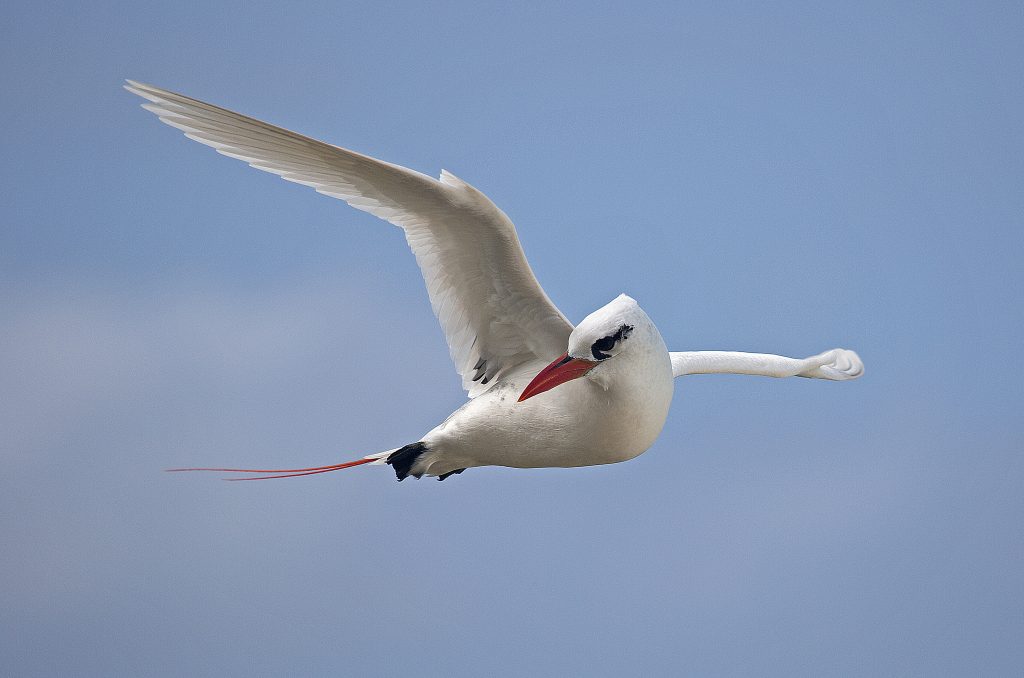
[126,81,573,396]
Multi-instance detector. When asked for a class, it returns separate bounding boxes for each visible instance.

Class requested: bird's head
[518,294,659,401]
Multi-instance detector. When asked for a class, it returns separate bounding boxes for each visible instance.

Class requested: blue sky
[2,1,1022,675]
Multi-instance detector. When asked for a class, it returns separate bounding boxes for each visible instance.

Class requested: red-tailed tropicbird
[126,81,864,482]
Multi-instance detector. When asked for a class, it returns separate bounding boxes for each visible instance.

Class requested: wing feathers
[127,81,572,395]
[670,349,863,380]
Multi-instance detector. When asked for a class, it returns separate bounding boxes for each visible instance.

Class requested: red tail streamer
[165,457,376,481]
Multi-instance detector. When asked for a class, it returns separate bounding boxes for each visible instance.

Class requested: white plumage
[129,81,864,482]
[670,348,864,379]
[125,81,570,398]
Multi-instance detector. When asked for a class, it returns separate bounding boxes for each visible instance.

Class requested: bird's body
[415,297,676,477]
[127,80,863,482]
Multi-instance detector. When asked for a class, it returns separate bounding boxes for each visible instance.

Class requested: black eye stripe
[590,324,633,360]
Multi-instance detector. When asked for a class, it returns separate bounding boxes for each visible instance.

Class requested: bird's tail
[166,449,396,481]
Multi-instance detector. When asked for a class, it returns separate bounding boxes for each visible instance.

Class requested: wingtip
[823,348,865,380]
[124,80,160,97]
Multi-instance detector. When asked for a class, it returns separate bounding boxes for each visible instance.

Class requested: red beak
[518,352,599,402]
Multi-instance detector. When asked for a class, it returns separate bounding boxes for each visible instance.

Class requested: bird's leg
[386,442,429,481]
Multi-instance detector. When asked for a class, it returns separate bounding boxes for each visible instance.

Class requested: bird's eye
[591,336,617,359]
[591,324,633,360]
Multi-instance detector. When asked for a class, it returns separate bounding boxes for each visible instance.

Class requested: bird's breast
[426,358,674,470]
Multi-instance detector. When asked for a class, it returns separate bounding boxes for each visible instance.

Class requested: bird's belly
[425,374,672,471]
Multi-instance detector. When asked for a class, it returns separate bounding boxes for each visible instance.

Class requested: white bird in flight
[127,80,863,482]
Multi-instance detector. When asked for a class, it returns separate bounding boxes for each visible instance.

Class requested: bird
[126,80,864,483]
